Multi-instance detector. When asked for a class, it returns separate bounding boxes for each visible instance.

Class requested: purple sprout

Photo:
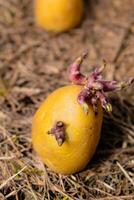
[69,54,134,114]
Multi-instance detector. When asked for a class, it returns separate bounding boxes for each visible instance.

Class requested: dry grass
[0,0,134,199]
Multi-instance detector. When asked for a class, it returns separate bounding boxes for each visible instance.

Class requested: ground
[0,0,134,199]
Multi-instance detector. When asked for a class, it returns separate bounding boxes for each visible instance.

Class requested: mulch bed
[0,0,134,199]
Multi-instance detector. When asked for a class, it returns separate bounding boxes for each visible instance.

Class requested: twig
[97,194,134,200]
[0,166,27,190]
[117,162,134,187]
[0,156,15,161]
[97,180,115,191]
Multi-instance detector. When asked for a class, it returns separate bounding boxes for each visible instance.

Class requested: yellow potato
[32,85,103,174]
[34,0,84,32]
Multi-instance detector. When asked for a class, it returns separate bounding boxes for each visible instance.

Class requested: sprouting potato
[32,54,133,174]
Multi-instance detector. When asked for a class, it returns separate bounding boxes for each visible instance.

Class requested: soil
[0,0,134,199]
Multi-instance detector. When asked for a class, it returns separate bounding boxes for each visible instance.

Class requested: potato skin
[34,0,84,32]
[32,85,103,174]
